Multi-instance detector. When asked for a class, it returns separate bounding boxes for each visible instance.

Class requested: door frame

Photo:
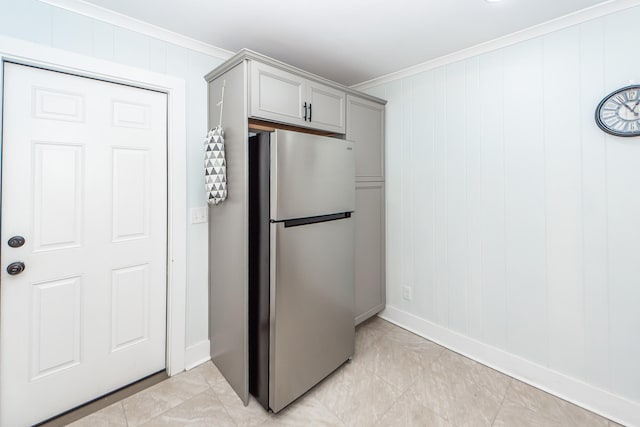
[0,34,188,376]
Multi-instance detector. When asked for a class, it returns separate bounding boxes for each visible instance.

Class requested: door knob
[8,236,25,248]
[6,262,25,275]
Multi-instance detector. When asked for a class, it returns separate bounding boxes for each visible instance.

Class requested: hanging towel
[206,81,227,206]
[205,126,227,205]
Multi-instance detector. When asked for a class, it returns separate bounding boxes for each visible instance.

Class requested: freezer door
[269,217,355,413]
[271,130,355,221]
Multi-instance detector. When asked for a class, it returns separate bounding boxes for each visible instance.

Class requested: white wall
[0,0,227,363]
[363,5,640,424]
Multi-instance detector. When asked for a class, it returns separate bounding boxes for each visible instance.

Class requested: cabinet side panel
[208,62,250,405]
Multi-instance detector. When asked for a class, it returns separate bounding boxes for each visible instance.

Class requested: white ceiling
[82,0,609,86]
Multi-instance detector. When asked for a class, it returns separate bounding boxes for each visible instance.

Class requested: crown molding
[352,0,640,91]
[204,48,386,105]
[39,0,234,60]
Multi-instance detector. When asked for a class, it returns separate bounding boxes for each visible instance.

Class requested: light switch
[190,206,208,224]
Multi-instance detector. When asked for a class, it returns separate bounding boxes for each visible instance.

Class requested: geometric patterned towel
[204,126,227,206]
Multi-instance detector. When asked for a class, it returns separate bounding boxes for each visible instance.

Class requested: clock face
[595,85,640,137]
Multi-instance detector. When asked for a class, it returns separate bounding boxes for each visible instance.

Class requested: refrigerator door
[271,130,355,221]
[269,217,355,413]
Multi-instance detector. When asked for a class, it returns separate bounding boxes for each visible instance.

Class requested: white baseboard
[184,340,211,371]
[380,305,639,427]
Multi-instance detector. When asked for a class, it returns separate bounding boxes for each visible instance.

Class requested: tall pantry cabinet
[347,96,386,325]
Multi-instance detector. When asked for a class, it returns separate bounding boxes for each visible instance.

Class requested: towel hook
[217,80,226,128]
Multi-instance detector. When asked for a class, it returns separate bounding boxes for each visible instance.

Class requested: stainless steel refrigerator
[248,129,355,413]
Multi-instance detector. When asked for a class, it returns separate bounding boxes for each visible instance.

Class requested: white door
[0,62,168,426]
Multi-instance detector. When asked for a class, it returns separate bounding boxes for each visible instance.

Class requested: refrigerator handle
[268,221,278,408]
[279,212,352,228]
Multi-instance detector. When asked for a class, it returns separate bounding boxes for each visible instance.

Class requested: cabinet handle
[303,102,308,121]
[309,103,312,122]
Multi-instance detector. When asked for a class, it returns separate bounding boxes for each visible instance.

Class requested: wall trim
[0,34,188,377]
[38,0,234,60]
[379,306,639,427]
[184,340,212,371]
[352,0,640,91]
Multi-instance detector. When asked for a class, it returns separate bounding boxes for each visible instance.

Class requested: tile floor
[70,317,624,427]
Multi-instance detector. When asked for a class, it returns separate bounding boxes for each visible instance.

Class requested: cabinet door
[347,95,385,180]
[249,61,306,126]
[306,81,346,133]
[354,182,385,325]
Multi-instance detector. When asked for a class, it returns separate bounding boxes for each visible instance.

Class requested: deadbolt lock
[8,236,25,248]
[6,262,25,276]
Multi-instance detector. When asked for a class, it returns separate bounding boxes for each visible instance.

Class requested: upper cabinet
[347,95,385,180]
[249,61,346,134]
[249,62,306,125]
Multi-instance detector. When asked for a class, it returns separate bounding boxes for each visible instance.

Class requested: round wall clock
[595,85,640,137]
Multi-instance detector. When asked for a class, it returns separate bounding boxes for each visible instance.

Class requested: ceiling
[82,0,609,86]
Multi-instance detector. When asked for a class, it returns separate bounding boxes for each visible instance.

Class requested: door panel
[112,148,151,241]
[33,86,85,122]
[1,62,168,426]
[111,264,150,352]
[112,101,151,129]
[31,277,82,380]
[33,142,84,250]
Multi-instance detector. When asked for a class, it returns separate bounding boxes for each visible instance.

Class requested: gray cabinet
[306,81,345,133]
[347,95,385,181]
[249,61,306,126]
[348,94,386,325]
[354,182,385,325]
[249,61,345,133]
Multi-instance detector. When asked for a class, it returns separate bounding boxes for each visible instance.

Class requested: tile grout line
[329,323,410,426]
[490,380,513,427]
[201,371,242,427]
[371,387,412,427]
[123,401,130,427]
[309,393,348,427]
[375,343,448,426]
[136,367,225,426]
[210,385,240,427]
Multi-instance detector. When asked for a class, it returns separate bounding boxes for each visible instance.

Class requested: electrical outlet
[190,206,208,224]
[402,286,412,301]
